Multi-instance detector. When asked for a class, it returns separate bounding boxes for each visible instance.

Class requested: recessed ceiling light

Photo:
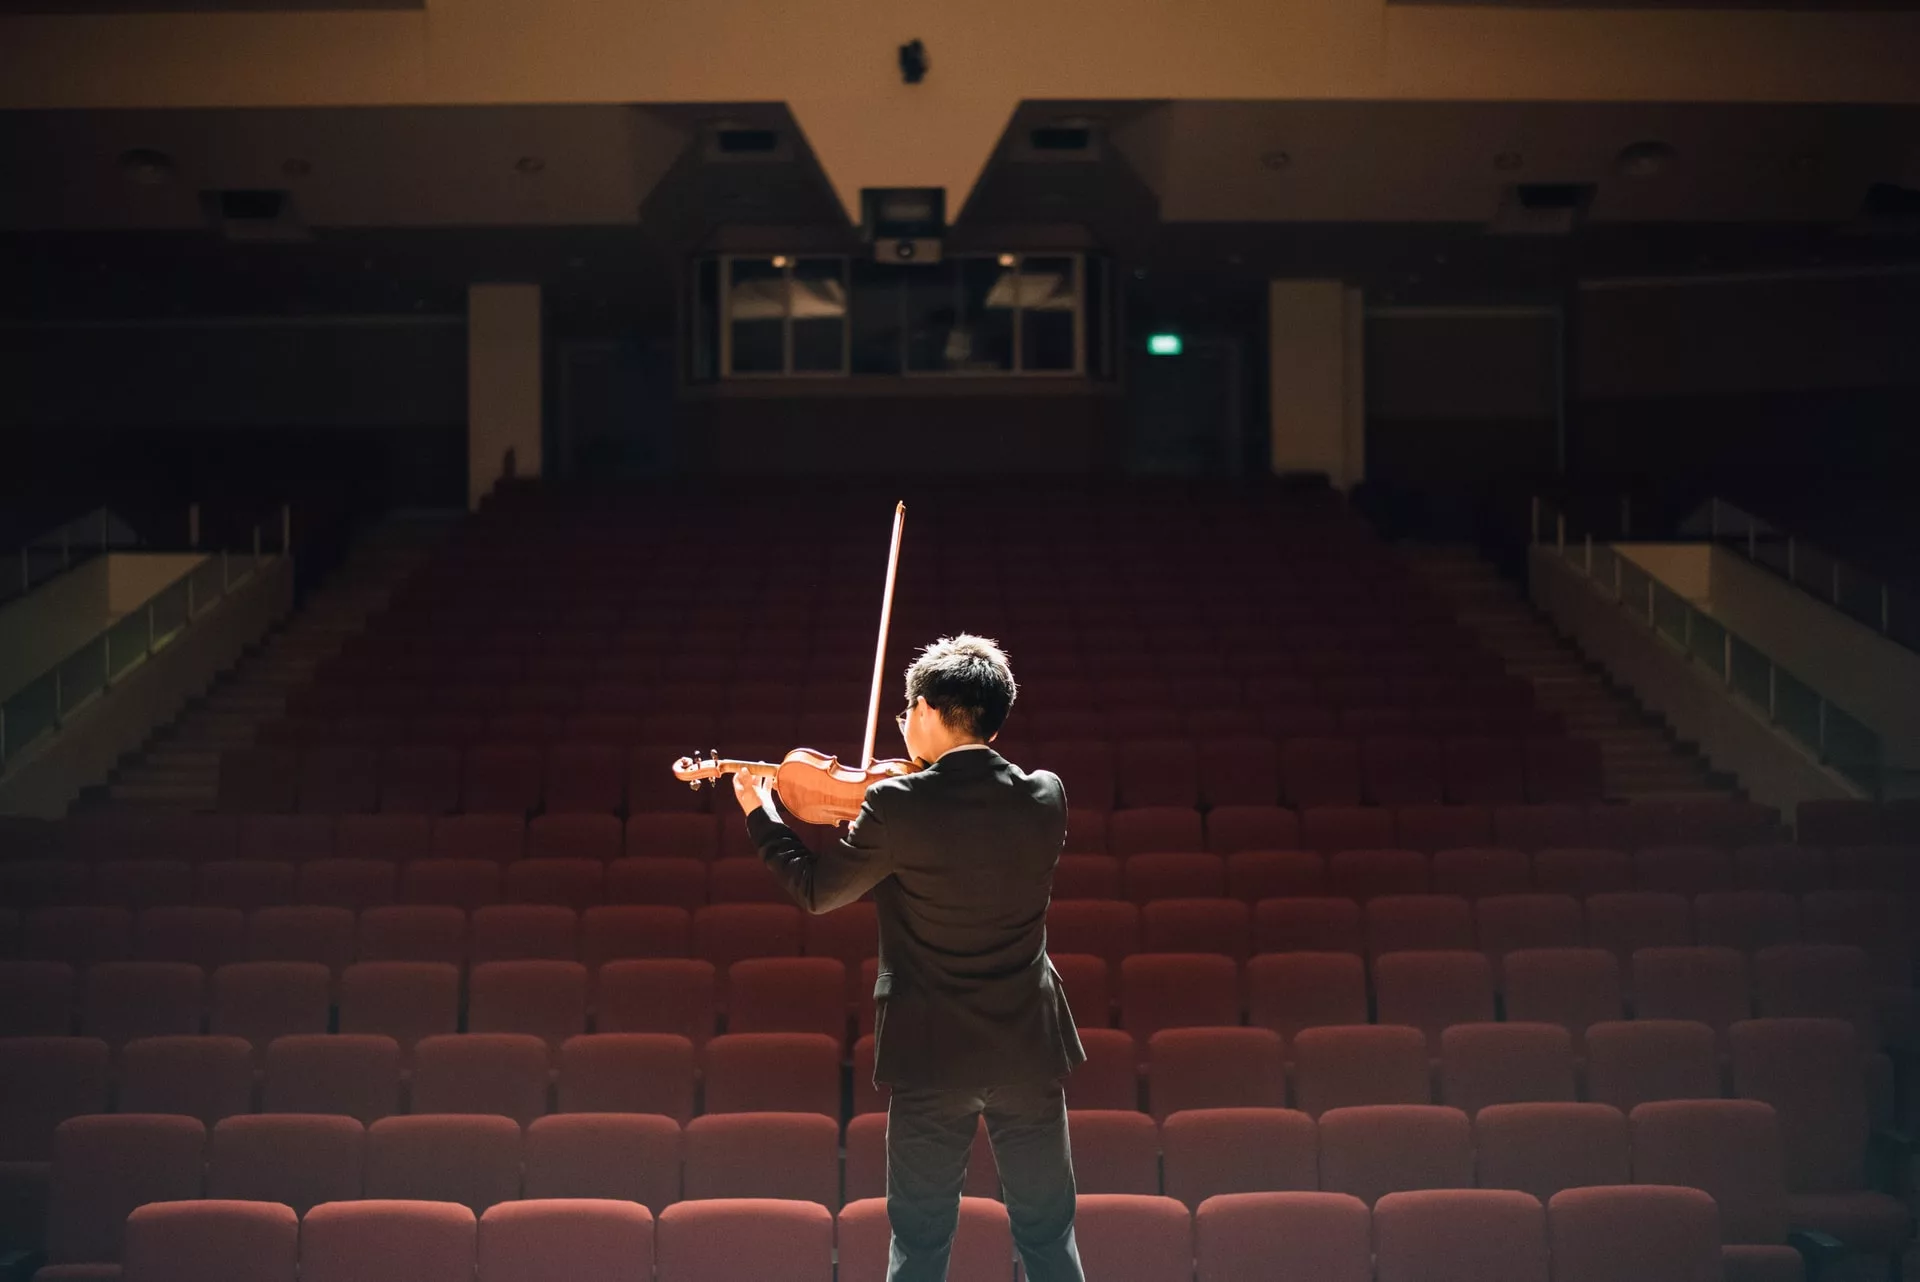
[1615,140,1676,180]
[771,255,789,268]
[998,253,1017,267]
[119,148,174,186]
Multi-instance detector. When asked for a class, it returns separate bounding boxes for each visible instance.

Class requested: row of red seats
[60,1186,1818,1282]
[20,1061,1908,1276]
[6,886,1908,991]
[1797,798,1920,847]
[261,704,1564,753]
[6,883,1906,977]
[216,736,1606,817]
[3,943,1897,1092]
[0,802,1806,872]
[215,736,1607,817]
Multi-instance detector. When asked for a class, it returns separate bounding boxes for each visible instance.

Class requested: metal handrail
[1691,497,1920,654]
[0,525,279,774]
[1533,496,1882,798]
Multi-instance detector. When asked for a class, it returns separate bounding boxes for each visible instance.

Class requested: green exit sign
[1147,333,1183,356]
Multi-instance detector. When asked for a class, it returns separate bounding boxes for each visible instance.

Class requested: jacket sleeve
[743,785,896,915]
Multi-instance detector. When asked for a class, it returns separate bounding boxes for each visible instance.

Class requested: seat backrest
[45,1114,207,1265]
[1317,1104,1473,1206]
[701,1032,841,1116]
[1193,1190,1371,1282]
[1472,1102,1630,1203]
[1119,953,1241,1040]
[1291,1025,1431,1117]
[1628,1098,1789,1245]
[523,1113,682,1212]
[1245,952,1366,1039]
[337,961,460,1059]
[1373,950,1495,1045]
[475,1199,653,1282]
[0,1035,110,1160]
[654,1199,834,1282]
[261,1033,402,1124]
[836,1196,1010,1282]
[122,1199,299,1282]
[1581,1020,1721,1113]
[1067,1109,1162,1195]
[300,1200,477,1282]
[1160,1107,1316,1208]
[1071,1193,1195,1282]
[556,1032,696,1124]
[117,1035,255,1126]
[364,1115,525,1213]
[409,1032,551,1126]
[1630,946,1751,1038]
[1374,1188,1549,1282]
[682,1112,840,1207]
[1728,1016,1870,1195]
[1438,1023,1576,1116]
[1545,1185,1722,1282]
[207,1113,366,1214]
[1500,949,1623,1047]
[1146,1027,1285,1121]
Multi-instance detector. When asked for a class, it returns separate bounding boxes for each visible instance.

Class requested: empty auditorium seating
[261,1034,401,1123]
[595,959,716,1045]
[1245,951,1367,1038]
[1628,1099,1807,1282]
[1068,1109,1161,1194]
[338,961,459,1059]
[1373,950,1494,1045]
[1120,954,1240,1042]
[117,1035,254,1125]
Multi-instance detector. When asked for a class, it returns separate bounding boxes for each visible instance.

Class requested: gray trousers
[884,1080,1086,1282]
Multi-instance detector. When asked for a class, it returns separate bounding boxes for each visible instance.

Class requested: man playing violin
[733,634,1088,1282]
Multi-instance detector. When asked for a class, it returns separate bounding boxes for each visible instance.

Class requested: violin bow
[859,501,907,771]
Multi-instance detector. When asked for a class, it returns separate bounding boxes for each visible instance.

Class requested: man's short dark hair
[904,634,1017,740]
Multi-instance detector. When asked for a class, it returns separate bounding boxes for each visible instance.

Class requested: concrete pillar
[468,283,543,510]
[1267,279,1365,489]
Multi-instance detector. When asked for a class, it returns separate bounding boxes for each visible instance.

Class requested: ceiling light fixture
[998,253,1017,267]
[119,148,174,186]
[1615,140,1676,180]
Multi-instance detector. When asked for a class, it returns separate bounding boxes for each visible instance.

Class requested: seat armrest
[1786,1228,1849,1280]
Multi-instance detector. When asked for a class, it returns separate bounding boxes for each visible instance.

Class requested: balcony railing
[1534,497,1880,797]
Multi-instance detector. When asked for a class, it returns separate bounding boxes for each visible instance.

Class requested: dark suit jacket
[743,745,1086,1090]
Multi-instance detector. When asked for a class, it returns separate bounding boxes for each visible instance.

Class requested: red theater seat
[1071,1194,1194,1282]
[1546,1185,1723,1282]
[1438,1023,1577,1116]
[1317,1104,1473,1205]
[1141,899,1250,960]
[555,1033,695,1123]
[1120,954,1240,1043]
[1372,950,1495,1045]
[1068,1110,1161,1194]
[121,1200,299,1282]
[1123,852,1225,903]
[1252,896,1364,955]
[300,1199,477,1282]
[1373,1188,1550,1282]
[1109,808,1205,858]
[364,1115,523,1213]
[701,1032,840,1116]
[476,1199,654,1282]
[116,1035,253,1126]
[206,1114,365,1214]
[1160,1107,1316,1208]
[1472,1102,1631,1203]
[654,1199,833,1282]
[337,961,459,1061]
[683,1113,839,1206]
[1205,805,1300,855]
[1226,851,1326,901]
[261,1034,400,1123]
[1193,1191,1372,1282]
[836,1197,1011,1282]
[1583,1020,1721,1113]
[42,1115,206,1273]
[1291,1025,1430,1118]
[1246,952,1367,1039]
[522,1114,681,1211]
[596,959,716,1046]
[1147,1027,1285,1121]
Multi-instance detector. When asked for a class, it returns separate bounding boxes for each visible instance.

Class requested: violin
[668,500,914,826]
[670,748,920,826]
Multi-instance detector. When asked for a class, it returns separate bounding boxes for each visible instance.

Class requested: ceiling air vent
[201,188,309,242]
[1013,121,1102,163]
[1488,182,1594,236]
[703,124,794,164]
